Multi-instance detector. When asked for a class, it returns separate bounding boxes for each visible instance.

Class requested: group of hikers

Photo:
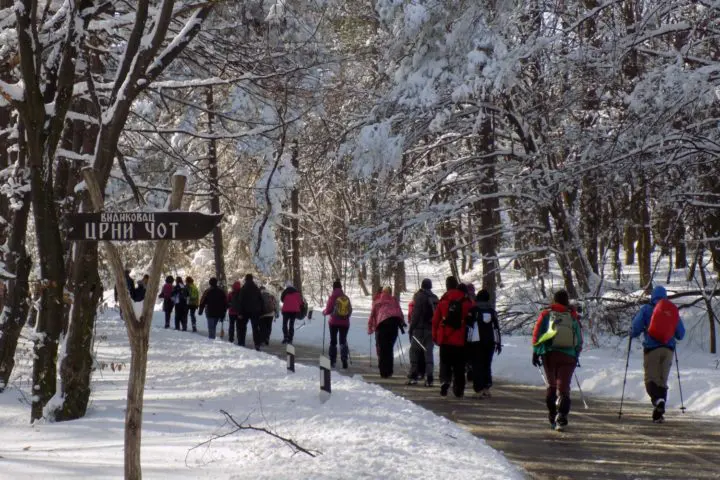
[363,276,685,431]
[364,276,502,400]
[119,272,308,350]
[117,270,687,430]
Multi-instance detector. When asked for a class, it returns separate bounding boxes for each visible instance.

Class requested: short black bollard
[286,344,295,373]
[319,355,331,402]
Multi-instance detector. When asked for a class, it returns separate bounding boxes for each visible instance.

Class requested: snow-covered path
[0,311,522,479]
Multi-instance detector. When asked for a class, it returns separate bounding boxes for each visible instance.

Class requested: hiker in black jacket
[407,278,439,386]
[231,274,264,350]
[198,277,228,339]
[466,289,502,398]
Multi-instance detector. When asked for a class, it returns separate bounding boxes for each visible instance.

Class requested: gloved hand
[495,343,502,355]
[532,352,542,367]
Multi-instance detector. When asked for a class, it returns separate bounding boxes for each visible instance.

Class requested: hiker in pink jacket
[322,279,352,368]
[368,287,407,378]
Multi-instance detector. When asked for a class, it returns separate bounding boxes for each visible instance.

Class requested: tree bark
[637,179,652,292]
[206,87,227,289]
[290,139,302,290]
[0,122,32,391]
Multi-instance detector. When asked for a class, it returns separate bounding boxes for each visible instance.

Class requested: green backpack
[534,310,576,348]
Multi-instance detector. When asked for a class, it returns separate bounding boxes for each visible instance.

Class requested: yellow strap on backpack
[533,313,558,346]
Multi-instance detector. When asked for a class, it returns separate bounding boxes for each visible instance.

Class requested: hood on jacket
[651,285,667,303]
[232,281,242,292]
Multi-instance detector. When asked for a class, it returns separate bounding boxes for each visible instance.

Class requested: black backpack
[466,307,495,344]
[443,299,464,329]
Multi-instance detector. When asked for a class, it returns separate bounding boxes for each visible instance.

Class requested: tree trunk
[55,237,102,420]
[637,180,652,292]
[580,176,599,274]
[698,255,717,354]
[206,87,227,289]
[0,124,32,391]
[674,220,687,269]
[476,115,500,303]
[290,140,302,291]
[125,332,150,480]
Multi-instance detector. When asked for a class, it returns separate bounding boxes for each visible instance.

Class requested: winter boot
[555,395,570,430]
[329,344,338,368]
[546,394,558,428]
[440,383,450,397]
[653,399,666,423]
[424,375,434,387]
[340,344,349,369]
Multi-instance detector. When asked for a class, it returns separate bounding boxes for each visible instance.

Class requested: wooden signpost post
[71,166,223,480]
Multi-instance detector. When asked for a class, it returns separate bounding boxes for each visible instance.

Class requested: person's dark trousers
[260,315,273,345]
[249,315,262,350]
[409,328,432,379]
[328,325,349,367]
[189,306,198,331]
[467,343,495,392]
[176,305,189,331]
[282,312,297,342]
[228,314,239,343]
[439,344,466,397]
[375,318,400,378]
[163,301,174,328]
[543,351,577,421]
[206,317,220,339]
[237,316,249,346]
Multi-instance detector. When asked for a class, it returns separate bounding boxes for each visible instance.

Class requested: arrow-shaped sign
[66,212,223,241]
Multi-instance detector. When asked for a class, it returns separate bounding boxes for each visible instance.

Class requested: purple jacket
[323,288,352,327]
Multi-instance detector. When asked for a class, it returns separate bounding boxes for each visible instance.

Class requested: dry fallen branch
[186,409,320,466]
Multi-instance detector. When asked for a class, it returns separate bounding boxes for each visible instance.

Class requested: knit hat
[421,278,432,290]
[553,289,570,307]
[333,279,342,289]
[445,276,458,291]
[209,277,218,287]
[476,289,490,302]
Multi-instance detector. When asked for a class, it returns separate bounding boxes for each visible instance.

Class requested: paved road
[264,341,720,480]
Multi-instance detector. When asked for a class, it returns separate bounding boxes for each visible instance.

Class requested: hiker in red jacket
[432,276,473,397]
[532,290,583,430]
[368,287,407,378]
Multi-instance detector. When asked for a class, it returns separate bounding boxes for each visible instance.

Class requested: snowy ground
[0,299,522,479]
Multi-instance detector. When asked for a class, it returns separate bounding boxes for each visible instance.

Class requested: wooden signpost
[67,212,222,241]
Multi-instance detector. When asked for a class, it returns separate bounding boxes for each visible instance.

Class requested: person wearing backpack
[466,289,501,398]
[368,287,407,378]
[159,276,175,328]
[232,274,264,350]
[630,285,685,423]
[259,286,278,345]
[322,279,352,369]
[134,274,149,302]
[280,281,303,344]
[407,278,438,386]
[185,276,200,332]
[432,276,473,398]
[531,290,583,431]
[198,277,227,339]
[172,276,190,331]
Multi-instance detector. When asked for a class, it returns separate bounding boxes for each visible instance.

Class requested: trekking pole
[397,334,406,367]
[674,348,686,413]
[322,315,327,356]
[618,334,633,419]
[537,365,548,386]
[369,335,372,367]
[574,372,589,409]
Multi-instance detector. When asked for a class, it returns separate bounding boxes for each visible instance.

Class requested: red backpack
[647,299,680,344]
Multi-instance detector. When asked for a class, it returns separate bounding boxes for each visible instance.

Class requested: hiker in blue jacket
[630,285,686,423]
